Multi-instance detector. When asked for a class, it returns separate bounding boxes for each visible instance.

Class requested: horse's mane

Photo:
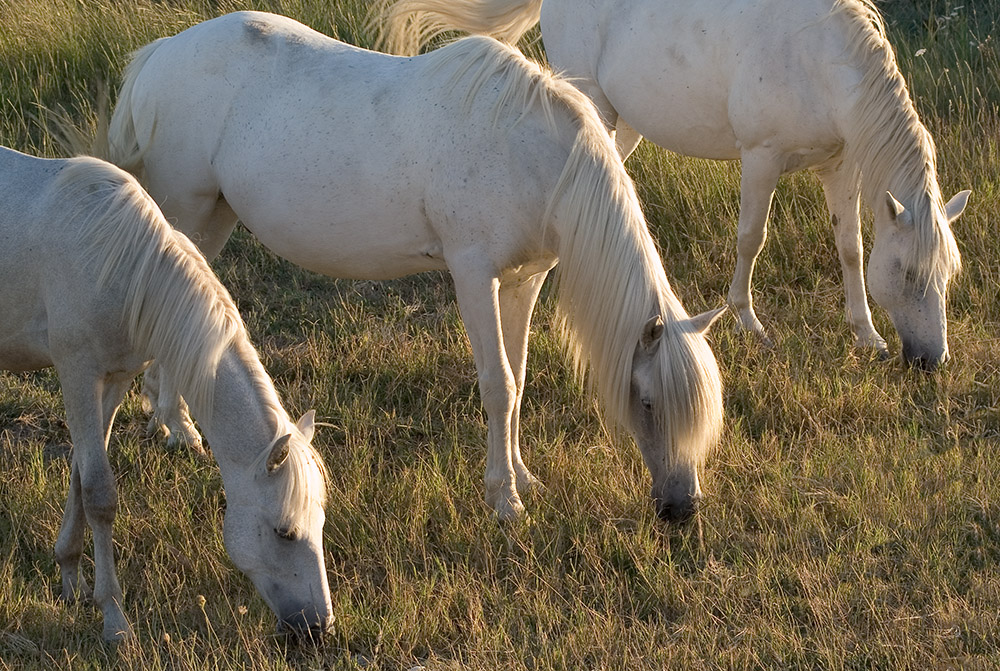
[427,37,722,463]
[53,158,328,514]
[833,0,960,285]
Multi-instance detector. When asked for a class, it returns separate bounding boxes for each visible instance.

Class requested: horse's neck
[200,340,286,476]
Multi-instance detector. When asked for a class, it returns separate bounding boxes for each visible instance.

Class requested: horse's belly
[244,215,448,281]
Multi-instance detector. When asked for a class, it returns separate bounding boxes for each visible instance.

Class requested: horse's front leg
[727,149,783,344]
[450,258,523,520]
[55,365,134,642]
[141,363,203,452]
[818,163,889,357]
[498,271,549,499]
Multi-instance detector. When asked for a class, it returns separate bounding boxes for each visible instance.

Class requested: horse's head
[222,411,333,637]
[627,307,725,523]
[867,189,969,370]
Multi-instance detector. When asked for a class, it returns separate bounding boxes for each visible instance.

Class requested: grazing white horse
[0,147,332,641]
[379,0,971,369]
[106,11,726,522]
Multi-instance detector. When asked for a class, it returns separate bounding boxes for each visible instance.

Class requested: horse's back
[542,0,861,159]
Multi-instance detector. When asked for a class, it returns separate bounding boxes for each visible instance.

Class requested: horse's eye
[274,526,298,542]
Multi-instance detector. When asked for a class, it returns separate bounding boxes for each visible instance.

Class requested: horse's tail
[375,0,541,56]
[57,156,243,420]
[106,38,168,178]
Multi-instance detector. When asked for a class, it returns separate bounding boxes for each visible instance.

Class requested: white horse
[105,11,726,522]
[0,147,332,642]
[379,0,971,370]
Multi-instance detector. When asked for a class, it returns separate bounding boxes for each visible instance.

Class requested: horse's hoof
[57,587,90,604]
[489,492,527,522]
[165,429,205,455]
[853,333,889,360]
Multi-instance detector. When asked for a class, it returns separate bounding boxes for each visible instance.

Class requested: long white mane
[833,0,961,286]
[52,158,328,515]
[430,37,722,463]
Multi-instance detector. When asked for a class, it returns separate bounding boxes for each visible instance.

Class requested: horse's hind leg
[55,364,134,642]
[817,163,889,357]
[54,460,89,603]
[727,149,783,344]
[498,271,548,499]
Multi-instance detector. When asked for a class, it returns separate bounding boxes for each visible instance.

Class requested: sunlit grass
[2,1,1000,669]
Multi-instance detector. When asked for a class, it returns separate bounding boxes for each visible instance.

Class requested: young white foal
[106,12,725,523]
[380,0,971,370]
[0,147,332,641]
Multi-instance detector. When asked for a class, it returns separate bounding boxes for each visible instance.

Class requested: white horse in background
[105,12,726,523]
[379,0,971,370]
[0,147,332,641]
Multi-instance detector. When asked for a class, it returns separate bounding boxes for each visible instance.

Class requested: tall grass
[2,1,999,669]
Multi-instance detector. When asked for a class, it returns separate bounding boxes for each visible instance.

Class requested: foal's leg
[54,460,89,602]
[727,149,784,343]
[55,365,134,642]
[498,271,548,498]
[449,258,523,520]
[58,370,134,603]
[817,163,889,357]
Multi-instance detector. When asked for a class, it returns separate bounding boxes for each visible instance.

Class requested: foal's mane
[54,158,328,513]
[427,37,722,462]
[833,0,961,284]
[56,157,242,421]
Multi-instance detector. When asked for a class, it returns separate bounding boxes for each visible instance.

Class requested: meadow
[1,0,999,669]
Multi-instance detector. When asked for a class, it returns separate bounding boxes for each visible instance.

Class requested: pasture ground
[1,1,999,669]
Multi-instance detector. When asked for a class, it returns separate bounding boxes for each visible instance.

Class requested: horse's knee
[80,471,118,524]
[736,226,767,258]
[477,368,516,414]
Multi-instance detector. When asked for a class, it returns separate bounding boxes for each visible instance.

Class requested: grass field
[2,1,999,669]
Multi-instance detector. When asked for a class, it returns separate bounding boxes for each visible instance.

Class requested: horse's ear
[945,190,971,222]
[266,434,292,473]
[641,315,664,350]
[296,410,316,442]
[885,191,910,227]
[687,305,727,335]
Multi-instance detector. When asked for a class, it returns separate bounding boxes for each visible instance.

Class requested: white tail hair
[375,0,541,55]
[107,38,168,177]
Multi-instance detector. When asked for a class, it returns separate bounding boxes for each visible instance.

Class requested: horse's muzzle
[655,495,699,524]
[277,611,334,641]
[902,343,949,372]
